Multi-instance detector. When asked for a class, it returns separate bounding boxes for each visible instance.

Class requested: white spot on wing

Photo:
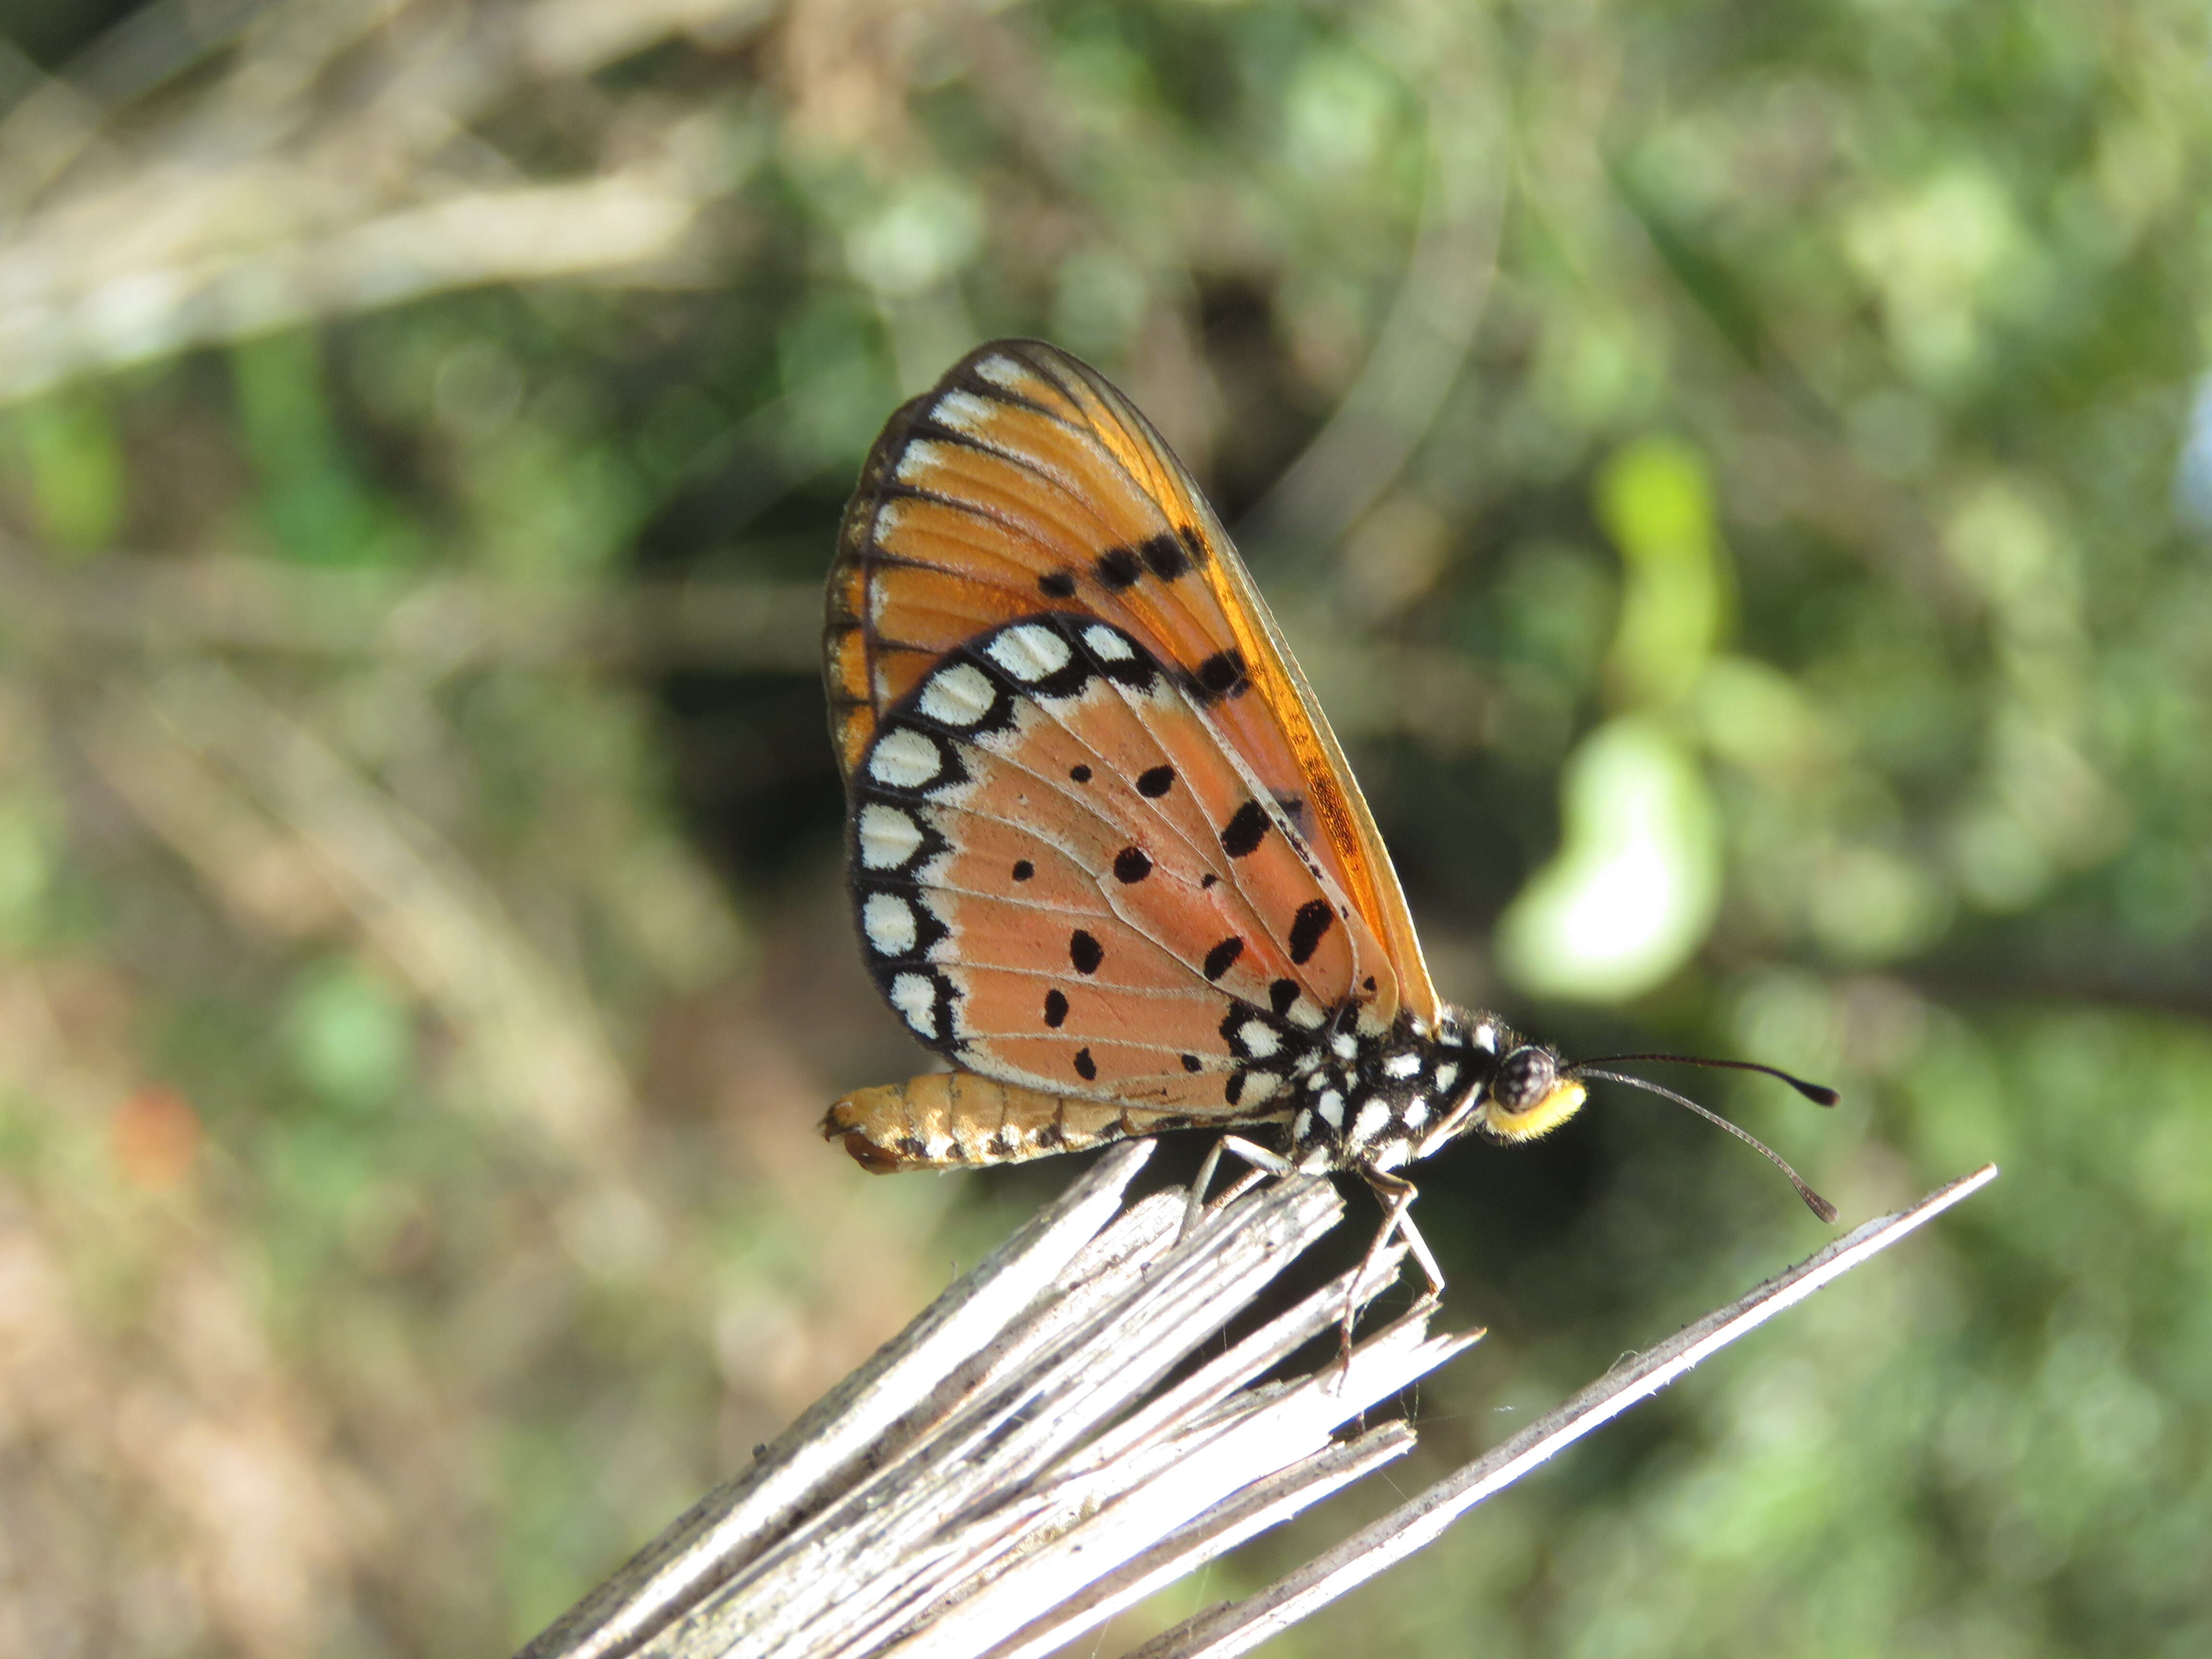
[1082,624,1135,660]
[1238,1021,1281,1059]
[1474,1022,1500,1053]
[1286,1000,1326,1030]
[1331,1034,1357,1061]
[857,804,924,870]
[973,354,1027,390]
[1352,1099,1392,1143]
[987,623,1073,684]
[1242,1071,1281,1105]
[893,440,948,484]
[935,389,997,433]
[1383,1051,1422,1080]
[890,972,938,1038]
[1403,1097,1430,1130]
[1317,1090,1344,1130]
[1370,1139,1412,1172]
[868,728,943,789]
[1434,1062,1460,1094]
[918,661,996,727]
[863,892,920,956]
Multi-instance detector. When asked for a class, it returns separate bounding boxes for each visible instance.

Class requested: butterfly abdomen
[824,1073,1203,1172]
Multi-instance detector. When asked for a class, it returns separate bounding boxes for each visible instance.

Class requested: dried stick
[1133,1162,2000,1659]
[515,1151,1997,1659]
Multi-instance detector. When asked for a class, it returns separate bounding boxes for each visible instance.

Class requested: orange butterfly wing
[823,339,1441,1023]
[845,614,1393,1119]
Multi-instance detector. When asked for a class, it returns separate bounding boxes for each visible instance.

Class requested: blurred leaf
[282,956,411,1112]
[6,389,123,552]
[1498,717,1721,1001]
[231,332,395,567]
[1597,434,1727,710]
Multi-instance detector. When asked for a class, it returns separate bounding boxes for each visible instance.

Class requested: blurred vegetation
[1,0,2208,1654]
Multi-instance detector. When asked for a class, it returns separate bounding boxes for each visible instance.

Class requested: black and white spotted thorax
[1286,1007,1569,1175]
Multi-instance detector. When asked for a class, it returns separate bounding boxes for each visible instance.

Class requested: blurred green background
[2,0,2208,1653]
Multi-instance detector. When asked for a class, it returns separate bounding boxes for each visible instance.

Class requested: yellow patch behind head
[1479,1079,1588,1143]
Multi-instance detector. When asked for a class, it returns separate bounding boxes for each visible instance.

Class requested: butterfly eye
[1492,1046,1560,1115]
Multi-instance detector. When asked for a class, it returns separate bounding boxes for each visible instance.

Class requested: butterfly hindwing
[824,339,1439,1023]
[847,614,1393,1118]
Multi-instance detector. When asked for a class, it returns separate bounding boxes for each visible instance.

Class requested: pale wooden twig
[515,1147,1996,1659]
[517,1140,1473,1659]
[1132,1162,2003,1659]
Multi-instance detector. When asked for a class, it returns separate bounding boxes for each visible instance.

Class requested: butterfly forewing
[847,615,1390,1118]
[825,339,1439,1022]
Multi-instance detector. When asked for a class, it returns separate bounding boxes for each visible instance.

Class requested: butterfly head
[1472,1038,1588,1143]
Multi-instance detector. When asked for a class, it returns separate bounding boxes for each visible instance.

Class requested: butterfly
[820,340,1834,1294]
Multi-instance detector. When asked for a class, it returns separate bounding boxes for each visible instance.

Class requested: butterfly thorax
[1284,1007,1587,1175]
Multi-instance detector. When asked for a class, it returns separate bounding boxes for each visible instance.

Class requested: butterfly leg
[1177,1134,1294,1241]
[1362,1167,1447,1297]
[1334,1166,1446,1382]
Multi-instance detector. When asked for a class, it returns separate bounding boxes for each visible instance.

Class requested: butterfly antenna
[1571,1067,1840,1224]
[1576,1052,1840,1107]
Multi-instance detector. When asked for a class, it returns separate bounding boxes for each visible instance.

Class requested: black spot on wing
[1180,1053,1202,1073]
[1187,649,1250,704]
[1038,569,1077,599]
[1137,765,1176,798]
[1219,800,1270,858]
[1094,546,1143,590]
[1113,846,1153,883]
[1070,930,1104,974]
[1143,528,1198,580]
[1012,859,1034,882]
[1269,978,1299,1018]
[1202,936,1245,981]
[1044,988,1069,1028]
[1074,1047,1097,1081]
[1070,764,1093,783]
[1287,901,1334,965]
